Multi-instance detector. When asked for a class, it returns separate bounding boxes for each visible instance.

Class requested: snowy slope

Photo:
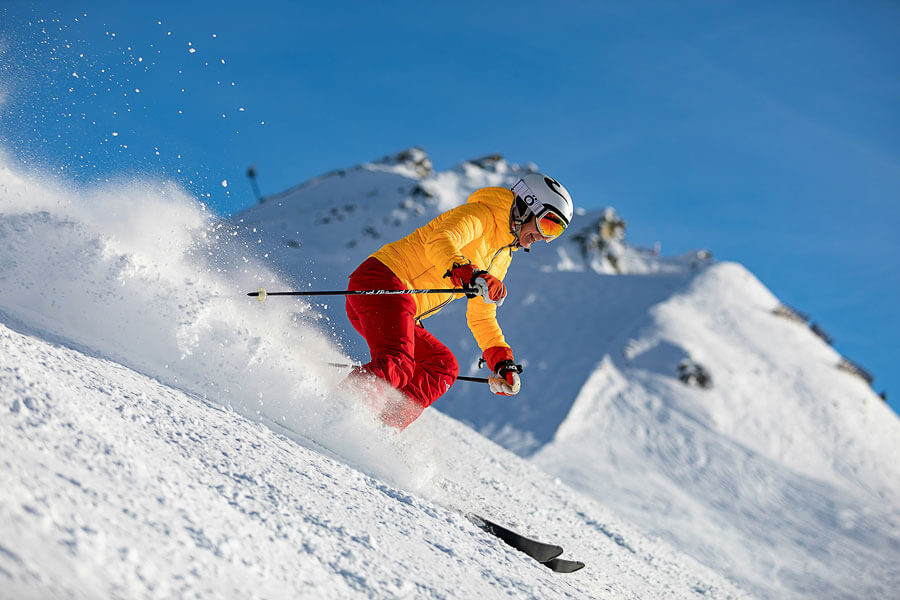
[1,320,749,599]
[0,157,748,598]
[232,149,900,599]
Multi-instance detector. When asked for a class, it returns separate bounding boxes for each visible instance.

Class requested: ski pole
[248,286,474,301]
[328,362,489,384]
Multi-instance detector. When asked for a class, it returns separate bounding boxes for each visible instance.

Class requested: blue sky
[1,0,898,412]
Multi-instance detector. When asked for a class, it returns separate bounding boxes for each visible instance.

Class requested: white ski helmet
[510,173,574,238]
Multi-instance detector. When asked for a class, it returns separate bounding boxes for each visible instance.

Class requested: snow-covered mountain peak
[369,146,434,179]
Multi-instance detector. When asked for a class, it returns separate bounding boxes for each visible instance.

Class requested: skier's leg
[344,258,417,389]
[398,324,459,422]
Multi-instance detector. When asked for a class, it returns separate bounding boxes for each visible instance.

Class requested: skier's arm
[464,234,512,350]
[467,300,507,351]
[468,256,520,395]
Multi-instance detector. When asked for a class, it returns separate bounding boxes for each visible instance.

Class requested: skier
[344,173,574,428]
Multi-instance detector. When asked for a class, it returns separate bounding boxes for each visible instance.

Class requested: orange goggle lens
[537,211,567,239]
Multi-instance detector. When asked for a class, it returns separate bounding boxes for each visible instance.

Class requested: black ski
[468,513,578,568]
[544,557,586,573]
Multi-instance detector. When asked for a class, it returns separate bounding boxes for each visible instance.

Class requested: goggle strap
[511,179,548,218]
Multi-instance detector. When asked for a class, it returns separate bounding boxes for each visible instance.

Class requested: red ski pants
[345,257,459,427]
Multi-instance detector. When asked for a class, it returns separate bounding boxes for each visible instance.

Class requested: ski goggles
[535,209,568,240]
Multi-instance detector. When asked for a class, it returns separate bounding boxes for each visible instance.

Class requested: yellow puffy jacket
[370,187,519,352]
